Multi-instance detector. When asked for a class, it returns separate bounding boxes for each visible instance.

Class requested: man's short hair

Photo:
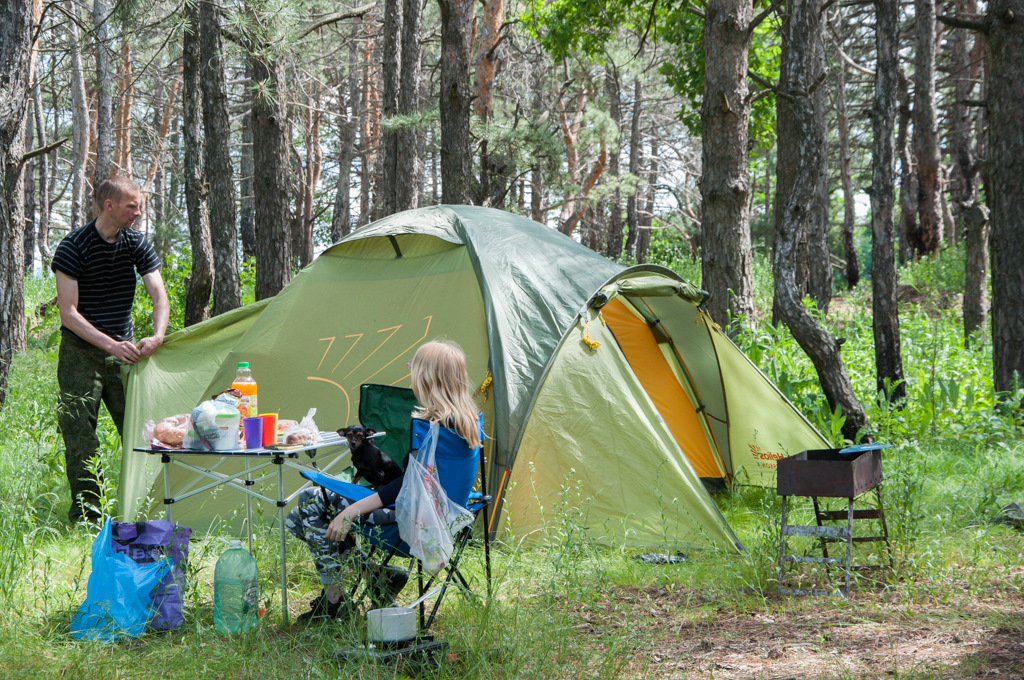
[93,175,140,210]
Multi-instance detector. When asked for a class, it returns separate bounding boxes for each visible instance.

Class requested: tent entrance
[600,298,728,485]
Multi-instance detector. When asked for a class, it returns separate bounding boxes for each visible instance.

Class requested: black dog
[338,425,403,488]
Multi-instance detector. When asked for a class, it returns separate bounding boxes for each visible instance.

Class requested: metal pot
[365,586,441,643]
[366,606,417,642]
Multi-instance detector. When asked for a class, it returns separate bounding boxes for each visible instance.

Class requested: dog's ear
[338,426,352,436]
[365,428,376,437]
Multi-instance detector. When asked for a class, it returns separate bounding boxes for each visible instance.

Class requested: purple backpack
[111,520,191,630]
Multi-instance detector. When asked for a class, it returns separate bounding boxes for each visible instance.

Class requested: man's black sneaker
[297,589,353,622]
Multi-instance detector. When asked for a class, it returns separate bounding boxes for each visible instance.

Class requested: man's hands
[108,339,143,364]
[136,335,163,358]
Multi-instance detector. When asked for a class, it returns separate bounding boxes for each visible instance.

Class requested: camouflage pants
[286,487,398,585]
[57,329,126,518]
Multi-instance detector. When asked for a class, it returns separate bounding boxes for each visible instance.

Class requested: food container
[366,607,417,642]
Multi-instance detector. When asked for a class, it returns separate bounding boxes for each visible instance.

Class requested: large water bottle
[214,540,258,634]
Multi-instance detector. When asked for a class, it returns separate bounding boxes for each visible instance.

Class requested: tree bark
[949,0,980,238]
[0,0,33,409]
[986,0,1024,396]
[93,0,113,185]
[249,53,293,299]
[437,0,474,204]
[332,28,361,241]
[624,77,643,259]
[636,137,657,264]
[908,0,943,258]
[775,0,869,442]
[380,0,402,217]
[68,12,90,230]
[182,3,214,326]
[240,111,256,259]
[32,75,51,267]
[201,0,241,315]
[113,41,134,177]
[700,0,755,328]
[604,64,624,260]
[871,0,906,402]
[963,204,989,344]
[831,14,860,290]
[896,70,916,265]
[396,0,424,211]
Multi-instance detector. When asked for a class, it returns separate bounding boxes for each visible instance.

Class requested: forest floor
[568,577,1024,679]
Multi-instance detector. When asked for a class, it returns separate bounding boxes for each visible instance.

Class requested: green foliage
[898,244,967,295]
[658,5,780,145]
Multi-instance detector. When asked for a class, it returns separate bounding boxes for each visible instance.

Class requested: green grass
[3,251,1023,678]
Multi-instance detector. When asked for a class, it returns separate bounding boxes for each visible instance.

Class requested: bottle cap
[228,539,242,549]
[238,362,249,368]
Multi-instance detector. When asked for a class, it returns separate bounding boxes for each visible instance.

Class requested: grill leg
[875,485,894,569]
[843,497,854,597]
[778,495,789,594]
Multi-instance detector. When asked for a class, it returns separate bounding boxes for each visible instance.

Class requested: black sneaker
[369,565,409,608]
[297,589,353,622]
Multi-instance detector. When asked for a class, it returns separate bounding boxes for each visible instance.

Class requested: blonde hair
[410,340,481,448]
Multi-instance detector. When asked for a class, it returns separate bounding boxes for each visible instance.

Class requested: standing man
[51,176,169,523]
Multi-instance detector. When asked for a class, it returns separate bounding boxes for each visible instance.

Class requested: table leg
[163,454,172,524]
[278,460,288,624]
[246,470,254,555]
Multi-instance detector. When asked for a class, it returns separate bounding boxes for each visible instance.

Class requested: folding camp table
[135,431,352,624]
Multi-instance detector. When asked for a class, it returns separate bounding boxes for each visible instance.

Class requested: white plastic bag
[395,422,474,574]
[280,407,319,446]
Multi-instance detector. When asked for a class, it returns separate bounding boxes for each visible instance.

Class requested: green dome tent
[120,206,827,551]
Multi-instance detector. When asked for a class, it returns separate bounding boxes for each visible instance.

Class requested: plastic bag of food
[280,408,319,447]
[188,391,242,451]
[144,414,191,449]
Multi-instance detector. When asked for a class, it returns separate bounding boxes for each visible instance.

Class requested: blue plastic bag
[71,518,172,642]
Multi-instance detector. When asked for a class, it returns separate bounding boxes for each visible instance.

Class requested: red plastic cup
[243,417,263,450]
[259,413,278,446]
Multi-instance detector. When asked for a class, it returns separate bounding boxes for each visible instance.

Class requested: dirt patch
[575,586,1024,679]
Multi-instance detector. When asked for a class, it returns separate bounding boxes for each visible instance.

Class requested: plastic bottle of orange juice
[232,362,258,418]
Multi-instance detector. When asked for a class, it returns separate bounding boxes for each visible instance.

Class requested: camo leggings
[286,487,398,585]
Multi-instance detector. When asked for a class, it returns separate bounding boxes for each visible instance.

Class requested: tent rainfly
[120,206,828,551]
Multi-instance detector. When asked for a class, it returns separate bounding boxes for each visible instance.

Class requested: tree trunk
[0,0,33,410]
[896,70,916,265]
[700,0,755,327]
[604,64,623,260]
[396,0,424,211]
[963,204,990,344]
[113,41,134,177]
[636,137,657,264]
[359,14,375,226]
[93,0,113,185]
[986,0,1024,396]
[240,111,256,259]
[624,77,643,259]
[380,0,402,217]
[23,143,34,274]
[201,0,241,315]
[332,29,361,241]
[437,0,474,204]
[182,3,213,326]
[249,54,293,299]
[775,0,868,442]
[949,0,980,238]
[831,16,860,290]
[32,76,51,267]
[871,0,906,403]
[908,0,942,258]
[68,13,89,230]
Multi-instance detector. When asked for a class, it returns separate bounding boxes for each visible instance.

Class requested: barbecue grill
[777,444,893,597]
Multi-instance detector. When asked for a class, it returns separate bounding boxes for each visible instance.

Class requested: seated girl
[286,339,483,622]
